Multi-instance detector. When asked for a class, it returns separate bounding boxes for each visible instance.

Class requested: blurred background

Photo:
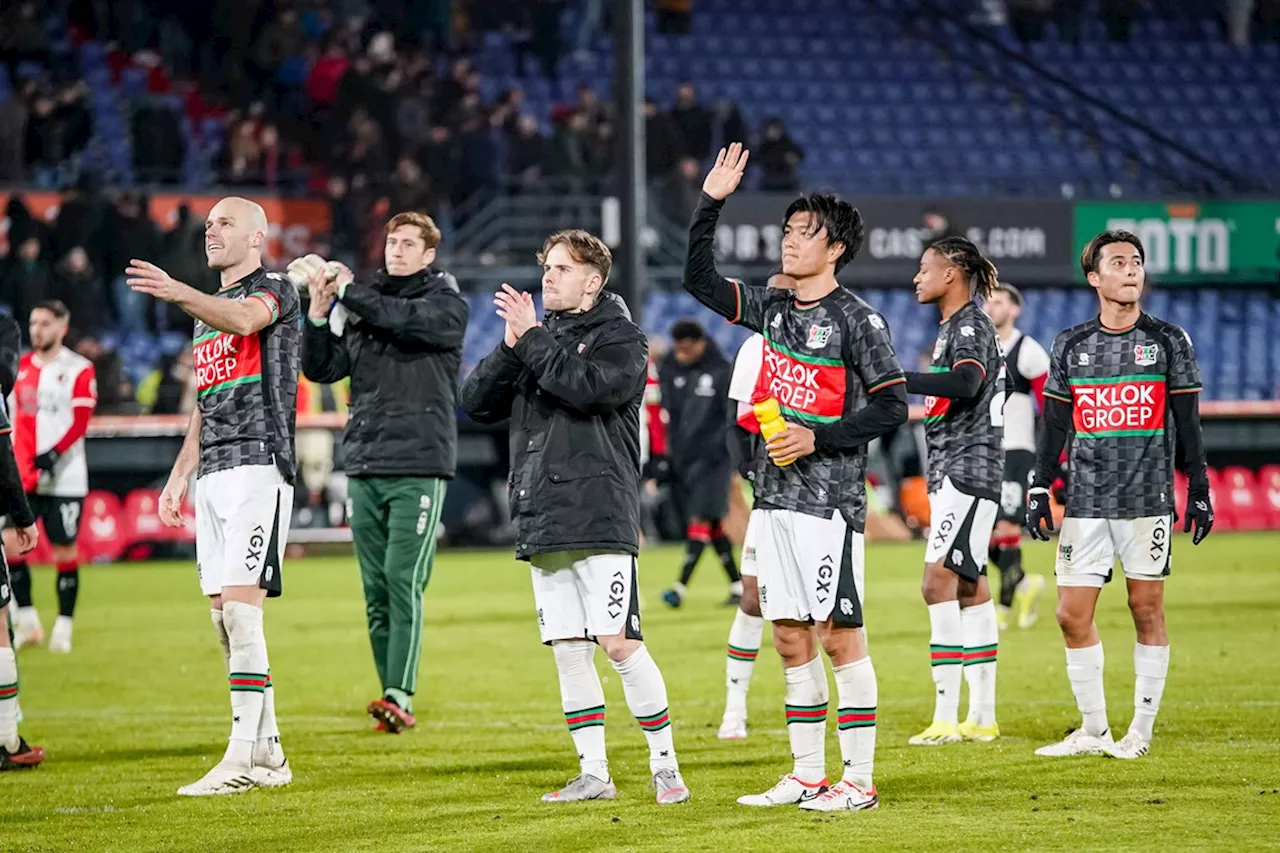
[0,0,1277,560]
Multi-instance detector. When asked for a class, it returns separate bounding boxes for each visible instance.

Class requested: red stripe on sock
[838,712,876,724]
[639,713,670,729]
[963,650,998,662]
[565,712,605,726]
[55,561,78,573]
[930,651,963,662]
[786,709,827,720]
[229,677,267,688]
[687,522,712,542]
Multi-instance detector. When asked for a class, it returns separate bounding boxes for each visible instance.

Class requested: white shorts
[530,550,642,644]
[1055,515,1172,587]
[195,465,294,598]
[751,508,865,627]
[926,476,999,582]
[740,512,759,578]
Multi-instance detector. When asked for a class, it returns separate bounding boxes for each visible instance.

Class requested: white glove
[286,253,333,292]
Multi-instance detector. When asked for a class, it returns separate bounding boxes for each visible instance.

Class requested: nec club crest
[806,322,833,349]
[1134,343,1158,366]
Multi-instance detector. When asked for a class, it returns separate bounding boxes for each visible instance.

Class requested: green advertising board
[1073,201,1280,284]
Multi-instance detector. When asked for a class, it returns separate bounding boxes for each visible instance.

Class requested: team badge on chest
[1134,343,1158,366]
[806,322,832,349]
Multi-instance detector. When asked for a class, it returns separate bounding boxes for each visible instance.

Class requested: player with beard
[904,238,1006,746]
[686,145,909,812]
[126,196,300,795]
[1028,230,1212,760]
[982,284,1049,631]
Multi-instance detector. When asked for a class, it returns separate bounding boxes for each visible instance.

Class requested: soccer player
[459,230,690,805]
[0,347,43,770]
[302,212,467,734]
[658,319,741,609]
[1028,229,1212,760]
[904,239,1006,746]
[983,283,1049,630]
[717,271,795,742]
[125,196,300,794]
[6,301,97,654]
[686,144,908,812]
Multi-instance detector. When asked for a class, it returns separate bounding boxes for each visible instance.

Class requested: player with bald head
[126,196,302,795]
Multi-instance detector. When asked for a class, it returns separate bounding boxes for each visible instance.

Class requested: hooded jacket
[302,266,467,478]
[460,292,647,560]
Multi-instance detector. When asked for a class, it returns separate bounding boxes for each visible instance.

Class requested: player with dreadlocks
[903,237,1008,746]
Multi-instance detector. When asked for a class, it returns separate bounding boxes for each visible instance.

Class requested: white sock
[1065,643,1109,737]
[211,609,230,671]
[553,641,609,781]
[927,601,964,726]
[783,656,828,783]
[724,609,764,719]
[960,601,999,727]
[613,645,678,773]
[1130,643,1169,741]
[729,580,744,596]
[0,647,18,751]
[223,601,268,767]
[833,656,876,788]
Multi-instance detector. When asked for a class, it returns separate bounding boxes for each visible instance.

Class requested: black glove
[34,449,61,472]
[1183,487,1214,545]
[1025,486,1055,541]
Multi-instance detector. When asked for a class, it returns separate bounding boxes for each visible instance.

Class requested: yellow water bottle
[753,396,795,467]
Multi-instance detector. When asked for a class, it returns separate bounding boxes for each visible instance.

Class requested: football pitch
[4,535,1279,852]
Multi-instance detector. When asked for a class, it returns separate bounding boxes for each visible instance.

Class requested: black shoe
[722,592,743,607]
[0,737,46,770]
[661,588,682,608]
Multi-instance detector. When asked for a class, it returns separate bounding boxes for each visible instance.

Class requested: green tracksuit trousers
[347,477,446,703]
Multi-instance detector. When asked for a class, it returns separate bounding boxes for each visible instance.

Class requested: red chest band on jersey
[754,341,846,423]
[1070,377,1167,436]
[194,331,263,397]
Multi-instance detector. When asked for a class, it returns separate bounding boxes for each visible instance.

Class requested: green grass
[4,536,1280,852]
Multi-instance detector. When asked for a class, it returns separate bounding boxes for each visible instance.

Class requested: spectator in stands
[1100,0,1142,43]
[132,95,186,185]
[508,113,548,190]
[326,175,365,271]
[0,2,51,81]
[254,7,309,96]
[754,117,805,192]
[219,119,264,185]
[1008,0,1051,42]
[396,75,437,154]
[513,0,564,82]
[0,238,52,333]
[671,81,712,163]
[106,192,163,334]
[575,84,612,133]
[549,109,591,191]
[453,108,500,216]
[26,94,71,189]
[574,0,609,58]
[419,124,459,205]
[0,81,31,182]
[434,57,472,122]
[307,37,351,107]
[660,157,704,226]
[714,100,749,149]
[587,117,616,193]
[388,156,435,216]
[52,247,104,336]
[645,99,683,180]
[74,336,135,414]
[656,0,692,34]
[50,180,108,278]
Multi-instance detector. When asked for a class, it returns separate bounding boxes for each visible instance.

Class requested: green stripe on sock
[635,708,669,723]
[0,682,17,700]
[965,643,998,653]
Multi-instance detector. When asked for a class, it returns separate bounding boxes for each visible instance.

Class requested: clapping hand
[495,283,538,346]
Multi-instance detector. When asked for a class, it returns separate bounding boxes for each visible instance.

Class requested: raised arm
[684,144,772,331]
[338,273,469,349]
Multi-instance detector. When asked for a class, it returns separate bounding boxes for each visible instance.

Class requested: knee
[221,599,263,646]
[551,639,595,672]
[920,565,951,603]
[597,635,640,664]
[1127,595,1164,632]
[1054,599,1090,642]
[817,626,843,660]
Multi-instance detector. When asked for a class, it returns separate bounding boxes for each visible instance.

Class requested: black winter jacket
[459,293,647,560]
[658,340,734,474]
[302,267,467,478]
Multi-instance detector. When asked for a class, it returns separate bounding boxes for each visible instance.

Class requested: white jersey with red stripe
[728,333,764,433]
[999,329,1050,452]
[9,347,97,497]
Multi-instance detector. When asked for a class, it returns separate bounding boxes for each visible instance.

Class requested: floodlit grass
[4,535,1280,852]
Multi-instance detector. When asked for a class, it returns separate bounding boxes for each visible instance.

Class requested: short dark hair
[670,319,705,342]
[782,192,864,273]
[994,282,1023,307]
[1080,229,1144,277]
[32,299,70,320]
[930,236,999,301]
